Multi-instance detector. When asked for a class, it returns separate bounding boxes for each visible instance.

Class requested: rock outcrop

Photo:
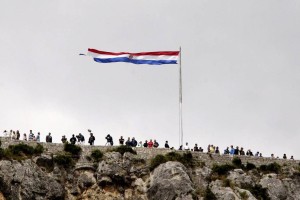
[0,138,299,200]
[147,161,194,200]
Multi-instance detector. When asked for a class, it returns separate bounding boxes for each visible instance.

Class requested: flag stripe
[87,49,179,65]
[88,48,180,56]
[88,52,178,61]
[93,57,177,65]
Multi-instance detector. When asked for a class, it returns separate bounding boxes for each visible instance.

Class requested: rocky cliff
[0,138,299,200]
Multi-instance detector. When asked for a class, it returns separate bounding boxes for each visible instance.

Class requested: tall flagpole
[179,47,183,147]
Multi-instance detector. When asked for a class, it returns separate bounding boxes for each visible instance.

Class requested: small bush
[181,152,194,168]
[249,184,270,200]
[54,154,74,168]
[266,162,281,174]
[112,145,136,155]
[212,164,235,175]
[150,154,167,171]
[259,165,267,171]
[259,162,281,174]
[165,152,194,168]
[91,149,103,162]
[64,143,82,156]
[34,143,44,154]
[8,143,35,156]
[246,162,256,171]
[203,187,217,200]
[165,152,182,161]
[232,157,242,168]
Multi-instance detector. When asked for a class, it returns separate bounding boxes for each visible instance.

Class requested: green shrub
[165,152,182,161]
[259,165,267,171]
[91,149,103,162]
[112,145,136,155]
[64,143,82,156]
[246,162,256,170]
[232,157,242,168]
[34,143,44,154]
[259,162,281,174]
[266,162,281,174]
[150,154,167,171]
[249,184,270,200]
[212,164,235,175]
[8,143,35,156]
[165,152,194,168]
[54,154,74,168]
[203,187,217,200]
[181,152,194,168]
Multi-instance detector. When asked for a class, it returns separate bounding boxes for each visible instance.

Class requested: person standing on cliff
[16,130,20,140]
[153,140,159,148]
[70,134,76,145]
[61,135,67,143]
[165,141,170,148]
[184,142,190,151]
[46,133,52,143]
[143,140,148,147]
[147,139,153,148]
[36,132,40,142]
[88,133,95,145]
[23,133,27,141]
[119,136,124,145]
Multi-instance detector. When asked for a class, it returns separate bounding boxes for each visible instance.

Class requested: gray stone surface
[1,137,300,200]
[147,161,194,200]
[227,169,255,188]
[260,173,287,200]
[0,159,65,200]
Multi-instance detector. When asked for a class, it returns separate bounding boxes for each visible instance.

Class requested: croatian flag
[87,49,180,65]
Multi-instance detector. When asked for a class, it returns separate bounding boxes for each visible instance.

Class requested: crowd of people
[1,130,295,160]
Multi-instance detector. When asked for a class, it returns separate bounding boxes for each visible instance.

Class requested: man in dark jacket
[70,134,76,145]
[131,137,137,147]
[89,133,95,145]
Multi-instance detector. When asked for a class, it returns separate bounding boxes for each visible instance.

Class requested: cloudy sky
[1,1,299,159]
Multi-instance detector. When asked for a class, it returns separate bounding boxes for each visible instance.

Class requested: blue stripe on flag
[93,57,177,65]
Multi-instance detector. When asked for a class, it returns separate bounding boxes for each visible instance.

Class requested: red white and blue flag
[86,49,180,65]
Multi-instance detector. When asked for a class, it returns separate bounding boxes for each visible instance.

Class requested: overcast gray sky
[1,1,299,159]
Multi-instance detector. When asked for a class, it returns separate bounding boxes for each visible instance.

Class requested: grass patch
[150,154,167,171]
[90,149,103,162]
[149,152,195,171]
[259,162,281,174]
[212,164,235,176]
[54,153,74,168]
[112,145,137,155]
[64,143,82,156]
[232,157,242,168]
[0,143,44,160]
[246,162,256,171]
[34,143,44,154]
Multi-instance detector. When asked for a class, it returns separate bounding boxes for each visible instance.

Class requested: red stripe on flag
[88,49,180,56]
